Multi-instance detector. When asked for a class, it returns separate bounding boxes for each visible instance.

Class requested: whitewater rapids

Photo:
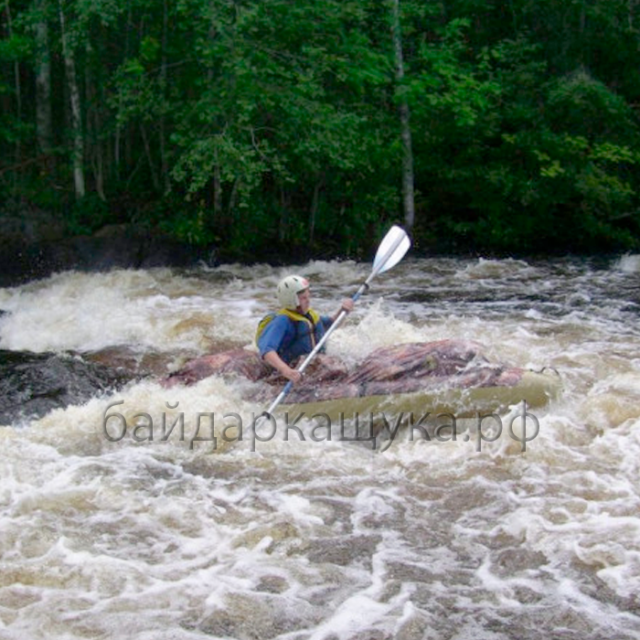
[0,255,639,639]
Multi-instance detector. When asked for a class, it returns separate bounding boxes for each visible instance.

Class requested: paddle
[259,224,411,421]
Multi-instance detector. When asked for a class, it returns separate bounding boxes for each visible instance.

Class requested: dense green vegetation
[2,0,640,258]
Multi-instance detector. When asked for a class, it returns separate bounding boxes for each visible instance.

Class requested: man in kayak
[257,275,354,383]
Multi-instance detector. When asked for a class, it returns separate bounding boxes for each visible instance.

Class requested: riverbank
[3,205,631,290]
[0,209,218,288]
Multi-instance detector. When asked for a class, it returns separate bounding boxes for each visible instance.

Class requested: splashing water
[0,256,639,639]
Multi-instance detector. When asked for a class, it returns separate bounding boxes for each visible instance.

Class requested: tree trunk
[278,185,289,243]
[391,0,415,231]
[309,176,323,244]
[58,0,85,199]
[208,24,221,232]
[159,0,170,194]
[86,40,106,201]
[140,123,160,191]
[34,1,53,158]
[227,177,239,221]
[115,1,134,179]
[213,148,222,218]
[5,0,22,175]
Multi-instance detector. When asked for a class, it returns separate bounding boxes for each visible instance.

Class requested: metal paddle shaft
[262,225,411,418]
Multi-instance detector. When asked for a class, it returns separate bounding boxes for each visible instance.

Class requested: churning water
[0,255,639,639]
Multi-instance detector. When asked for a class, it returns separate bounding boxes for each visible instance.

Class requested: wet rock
[0,350,134,425]
[0,220,217,288]
[0,208,64,287]
[83,346,184,378]
[0,208,65,246]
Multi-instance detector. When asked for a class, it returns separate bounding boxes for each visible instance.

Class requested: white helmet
[277,275,309,309]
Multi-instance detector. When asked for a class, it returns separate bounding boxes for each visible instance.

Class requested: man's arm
[258,315,302,383]
[263,350,302,383]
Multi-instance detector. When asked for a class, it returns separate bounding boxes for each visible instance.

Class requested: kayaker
[257,275,354,383]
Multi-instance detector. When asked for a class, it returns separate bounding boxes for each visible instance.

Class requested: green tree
[3,0,640,257]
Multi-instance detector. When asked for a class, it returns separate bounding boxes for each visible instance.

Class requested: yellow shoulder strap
[255,308,321,345]
[280,308,321,325]
[280,308,321,348]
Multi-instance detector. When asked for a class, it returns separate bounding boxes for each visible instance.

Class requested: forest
[2,0,640,260]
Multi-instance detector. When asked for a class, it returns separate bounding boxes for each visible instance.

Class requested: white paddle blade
[372,225,411,275]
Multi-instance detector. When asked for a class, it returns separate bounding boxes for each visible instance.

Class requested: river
[0,254,639,639]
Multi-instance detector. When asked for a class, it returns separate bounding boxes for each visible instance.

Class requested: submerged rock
[161,340,562,424]
[162,340,506,403]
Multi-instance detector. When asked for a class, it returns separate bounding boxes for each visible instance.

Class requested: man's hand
[332,298,354,322]
[264,350,302,383]
[282,366,302,383]
[341,298,355,313]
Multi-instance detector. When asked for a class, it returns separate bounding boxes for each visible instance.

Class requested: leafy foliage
[2,0,640,257]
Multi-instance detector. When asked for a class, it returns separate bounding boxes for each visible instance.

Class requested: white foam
[2,256,640,639]
[613,253,640,273]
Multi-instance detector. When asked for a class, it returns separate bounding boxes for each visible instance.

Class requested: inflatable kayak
[163,340,562,419]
